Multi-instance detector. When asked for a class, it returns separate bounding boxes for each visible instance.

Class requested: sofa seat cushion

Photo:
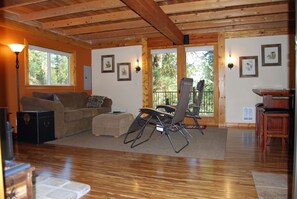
[80,108,101,118]
[64,110,83,122]
[65,108,109,122]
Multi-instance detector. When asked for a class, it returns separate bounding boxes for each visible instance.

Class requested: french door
[149,45,218,126]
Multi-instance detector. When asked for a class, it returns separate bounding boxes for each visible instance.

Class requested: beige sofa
[21,92,112,139]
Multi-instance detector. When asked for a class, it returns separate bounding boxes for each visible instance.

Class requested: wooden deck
[14,128,292,198]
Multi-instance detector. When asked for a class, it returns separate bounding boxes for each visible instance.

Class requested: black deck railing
[153,89,214,115]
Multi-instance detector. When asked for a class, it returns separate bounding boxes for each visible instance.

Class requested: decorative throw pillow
[86,95,106,108]
[46,94,60,101]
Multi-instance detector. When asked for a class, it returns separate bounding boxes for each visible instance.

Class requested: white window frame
[28,45,71,86]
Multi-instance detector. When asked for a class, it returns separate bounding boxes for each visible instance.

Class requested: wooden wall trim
[142,38,150,107]
[225,123,256,129]
[218,32,226,127]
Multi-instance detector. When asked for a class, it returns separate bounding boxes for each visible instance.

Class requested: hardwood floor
[14,128,292,199]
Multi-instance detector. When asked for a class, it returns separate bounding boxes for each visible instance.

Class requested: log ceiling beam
[0,0,46,10]
[0,0,291,47]
[79,27,159,41]
[43,10,139,29]
[121,0,184,45]
[64,12,288,38]
[77,14,288,45]
[161,0,287,14]
[184,21,288,35]
[43,3,288,30]
[0,18,91,48]
[19,0,126,22]
[79,12,287,42]
[63,19,150,36]
[178,13,289,31]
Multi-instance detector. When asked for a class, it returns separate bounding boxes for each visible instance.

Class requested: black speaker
[183,35,189,44]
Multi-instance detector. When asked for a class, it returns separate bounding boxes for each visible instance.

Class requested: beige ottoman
[92,112,134,137]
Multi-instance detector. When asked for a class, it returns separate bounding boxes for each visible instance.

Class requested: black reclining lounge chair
[124,78,193,153]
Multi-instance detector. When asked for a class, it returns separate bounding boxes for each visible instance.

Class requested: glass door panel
[151,48,177,108]
[186,46,214,117]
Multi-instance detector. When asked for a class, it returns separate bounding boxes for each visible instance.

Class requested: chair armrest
[140,107,173,117]
[156,105,176,113]
[188,103,200,108]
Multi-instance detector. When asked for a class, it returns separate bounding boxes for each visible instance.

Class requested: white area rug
[47,127,227,160]
[252,171,290,199]
[34,176,91,199]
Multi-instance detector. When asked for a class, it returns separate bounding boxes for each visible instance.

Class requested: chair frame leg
[124,114,161,148]
[184,116,204,135]
[165,126,189,153]
[130,126,156,148]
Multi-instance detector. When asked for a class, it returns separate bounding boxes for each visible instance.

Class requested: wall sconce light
[135,59,141,73]
[8,43,25,112]
[227,54,235,69]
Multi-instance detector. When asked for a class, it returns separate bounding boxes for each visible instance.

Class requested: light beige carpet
[47,127,227,160]
[252,171,291,199]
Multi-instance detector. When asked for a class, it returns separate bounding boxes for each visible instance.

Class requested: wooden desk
[252,88,294,109]
[253,88,294,149]
[252,88,294,97]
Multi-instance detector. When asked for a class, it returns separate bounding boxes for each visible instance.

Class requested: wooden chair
[262,109,290,151]
[255,103,264,137]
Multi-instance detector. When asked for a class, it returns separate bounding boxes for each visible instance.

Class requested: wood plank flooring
[13,128,292,199]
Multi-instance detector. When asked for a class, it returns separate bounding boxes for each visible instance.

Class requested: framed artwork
[261,44,281,66]
[117,63,131,81]
[101,55,114,73]
[239,56,258,78]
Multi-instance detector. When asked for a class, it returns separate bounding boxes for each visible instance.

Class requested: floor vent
[242,107,254,121]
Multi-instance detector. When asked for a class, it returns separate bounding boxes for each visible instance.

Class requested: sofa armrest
[102,97,112,108]
[21,96,65,139]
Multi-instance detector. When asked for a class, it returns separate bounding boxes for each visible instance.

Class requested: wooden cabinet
[17,111,55,144]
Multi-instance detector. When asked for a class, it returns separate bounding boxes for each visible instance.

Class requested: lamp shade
[8,44,25,53]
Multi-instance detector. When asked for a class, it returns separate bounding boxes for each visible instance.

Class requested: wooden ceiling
[0,0,294,48]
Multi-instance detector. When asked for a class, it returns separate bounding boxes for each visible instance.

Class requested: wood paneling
[0,0,292,47]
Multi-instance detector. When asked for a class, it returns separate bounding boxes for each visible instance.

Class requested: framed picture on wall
[239,56,258,78]
[101,55,115,73]
[117,63,131,81]
[261,44,281,66]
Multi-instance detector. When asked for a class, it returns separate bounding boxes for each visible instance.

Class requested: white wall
[92,45,142,116]
[91,36,289,123]
[225,35,290,123]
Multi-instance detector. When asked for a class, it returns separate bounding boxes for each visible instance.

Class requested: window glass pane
[28,45,70,86]
[28,49,48,85]
[152,49,177,108]
[186,46,214,116]
[50,54,69,85]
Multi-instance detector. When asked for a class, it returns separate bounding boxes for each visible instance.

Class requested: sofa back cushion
[55,92,89,109]
[33,92,54,100]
